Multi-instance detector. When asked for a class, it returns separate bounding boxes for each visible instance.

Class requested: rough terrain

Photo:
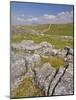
[11,39,74,97]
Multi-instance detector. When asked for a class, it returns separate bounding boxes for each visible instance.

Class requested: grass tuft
[41,56,65,69]
[11,77,44,98]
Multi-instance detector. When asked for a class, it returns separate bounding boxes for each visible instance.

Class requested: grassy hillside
[11,23,73,49]
[46,24,73,36]
[11,33,73,49]
[31,24,73,36]
[12,23,73,36]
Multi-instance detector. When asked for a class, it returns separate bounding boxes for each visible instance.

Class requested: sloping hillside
[11,23,73,36]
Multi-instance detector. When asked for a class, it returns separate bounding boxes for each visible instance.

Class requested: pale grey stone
[67,55,73,63]
[53,70,73,95]
[11,58,26,89]
[61,49,67,57]
[69,48,73,55]
[32,54,41,66]
[44,69,56,95]
[25,55,34,69]
[33,63,56,93]
[40,41,53,48]
[66,63,73,75]
[49,67,65,96]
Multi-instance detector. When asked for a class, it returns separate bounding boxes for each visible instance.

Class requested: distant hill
[11,23,73,36]
[45,23,73,36]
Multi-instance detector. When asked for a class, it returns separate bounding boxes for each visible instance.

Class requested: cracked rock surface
[11,40,74,96]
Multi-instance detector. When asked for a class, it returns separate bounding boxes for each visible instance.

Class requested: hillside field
[11,23,73,49]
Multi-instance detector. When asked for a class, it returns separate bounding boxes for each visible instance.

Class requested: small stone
[40,41,53,48]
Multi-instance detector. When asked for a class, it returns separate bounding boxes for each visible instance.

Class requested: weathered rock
[61,46,73,57]
[51,49,59,56]
[37,47,59,56]
[25,68,34,78]
[33,63,56,94]
[32,63,72,96]
[11,59,26,78]
[42,48,52,56]
[11,52,25,64]
[34,42,54,56]
[69,48,73,56]
[11,40,41,51]
[11,43,21,50]
[67,55,73,63]
[11,58,26,89]
[61,49,68,57]
[44,69,56,95]
[25,55,34,69]
[53,61,73,95]
[40,41,53,48]
[20,40,35,50]
[32,54,41,66]
[11,40,57,57]
[53,66,74,95]
[49,67,66,96]
[66,63,73,76]
[25,53,41,69]
[34,49,42,55]
[11,40,74,96]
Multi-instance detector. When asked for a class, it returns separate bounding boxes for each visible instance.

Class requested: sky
[11,1,74,25]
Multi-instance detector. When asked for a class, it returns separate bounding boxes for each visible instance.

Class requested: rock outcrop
[53,63,73,95]
[11,51,41,89]
[11,40,74,96]
[11,40,60,56]
[31,45,74,96]
[32,62,71,96]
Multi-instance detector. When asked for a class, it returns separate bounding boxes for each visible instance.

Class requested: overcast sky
[11,1,74,25]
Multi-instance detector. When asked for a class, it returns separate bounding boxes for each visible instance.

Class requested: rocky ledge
[11,40,74,96]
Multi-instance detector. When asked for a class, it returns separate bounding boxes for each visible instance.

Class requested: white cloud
[11,10,73,25]
[41,10,73,24]
[17,17,25,21]
[58,11,65,16]
[43,14,56,19]
[27,17,38,22]
[55,10,73,23]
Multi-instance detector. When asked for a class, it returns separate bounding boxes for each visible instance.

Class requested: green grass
[34,24,73,36]
[11,23,73,49]
[12,23,73,36]
[11,33,73,49]
[11,77,44,98]
[41,56,65,69]
[45,24,73,36]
